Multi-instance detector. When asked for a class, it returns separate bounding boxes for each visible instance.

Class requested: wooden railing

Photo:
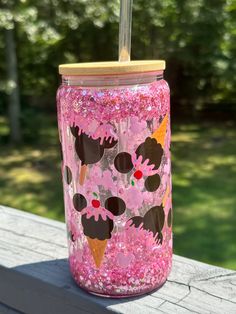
[0,205,235,314]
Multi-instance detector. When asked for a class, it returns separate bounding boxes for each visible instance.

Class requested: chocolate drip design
[71,125,117,166]
[135,137,163,170]
[114,137,163,192]
[70,125,117,185]
[128,205,165,244]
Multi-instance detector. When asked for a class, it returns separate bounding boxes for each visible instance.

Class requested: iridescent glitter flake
[57,80,169,125]
[69,228,172,296]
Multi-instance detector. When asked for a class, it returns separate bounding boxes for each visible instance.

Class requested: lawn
[0,114,235,269]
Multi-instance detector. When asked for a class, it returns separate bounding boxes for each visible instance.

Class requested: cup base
[75,278,167,299]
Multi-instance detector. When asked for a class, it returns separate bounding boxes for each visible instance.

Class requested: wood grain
[0,303,22,314]
[59,60,165,76]
[0,205,235,314]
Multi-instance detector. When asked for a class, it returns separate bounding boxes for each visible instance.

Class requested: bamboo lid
[59,60,165,76]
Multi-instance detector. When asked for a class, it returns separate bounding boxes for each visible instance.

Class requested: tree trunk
[5,25,22,143]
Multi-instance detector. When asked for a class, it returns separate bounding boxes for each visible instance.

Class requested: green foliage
[0,0,235,110]
[0,1,235,269]
[0,115,235,269]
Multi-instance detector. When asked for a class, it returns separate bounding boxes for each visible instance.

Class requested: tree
[0,0,235,134]
[5,25,21,143]
[0,2,22,142]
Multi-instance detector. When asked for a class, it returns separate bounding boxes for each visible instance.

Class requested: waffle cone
[79,164,87,185]
[151,114,168,148]
[87,237,107,268]
[162,185,170,207]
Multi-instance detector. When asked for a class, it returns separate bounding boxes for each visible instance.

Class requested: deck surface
[0,205,236,314]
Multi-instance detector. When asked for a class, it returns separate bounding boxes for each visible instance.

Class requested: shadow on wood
[0,205,236,314]
[1,258,150,314]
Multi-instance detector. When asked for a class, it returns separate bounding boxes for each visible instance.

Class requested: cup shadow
[13,258,159,310]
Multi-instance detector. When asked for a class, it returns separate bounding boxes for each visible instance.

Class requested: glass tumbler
[56,61,172,297]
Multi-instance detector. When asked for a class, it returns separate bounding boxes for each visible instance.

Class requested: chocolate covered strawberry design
[73,193,126,267]
[71,125,117,185]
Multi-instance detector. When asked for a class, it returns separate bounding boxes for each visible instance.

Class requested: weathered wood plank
[0,303,22,314]
[0,205,236,314]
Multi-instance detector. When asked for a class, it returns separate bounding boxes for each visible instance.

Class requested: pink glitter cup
[57,61,172,297]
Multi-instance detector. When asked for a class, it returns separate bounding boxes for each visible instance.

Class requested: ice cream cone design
[81,212,114,268]
[151,114,168,148]
[86,237,108,268]
[79,164,87,185]
[73,193,126,268]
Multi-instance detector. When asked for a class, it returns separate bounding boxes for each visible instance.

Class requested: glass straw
[119,0,133,62]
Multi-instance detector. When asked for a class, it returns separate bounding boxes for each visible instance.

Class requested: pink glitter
[57,76,172,297]
[69,227,172,296]
[57,80,169,125]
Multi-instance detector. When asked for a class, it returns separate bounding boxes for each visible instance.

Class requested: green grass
[0,115,64,221]
[172,121,236,270]
[0,115,235,269]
